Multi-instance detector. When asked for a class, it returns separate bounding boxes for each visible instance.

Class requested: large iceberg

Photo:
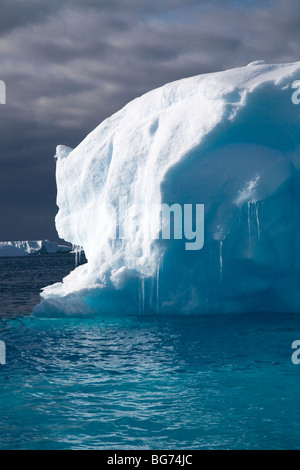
[35,61,300,316]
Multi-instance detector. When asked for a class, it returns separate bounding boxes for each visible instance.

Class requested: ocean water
[0,254,300,450]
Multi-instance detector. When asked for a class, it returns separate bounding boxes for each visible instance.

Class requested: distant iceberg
[0,240,71,257]
[0,243,28,257]
[35,61,300,316]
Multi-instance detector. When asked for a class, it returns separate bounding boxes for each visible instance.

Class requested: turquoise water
[1,255,300,450]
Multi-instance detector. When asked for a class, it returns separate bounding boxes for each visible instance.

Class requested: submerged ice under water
[138,268,160,316]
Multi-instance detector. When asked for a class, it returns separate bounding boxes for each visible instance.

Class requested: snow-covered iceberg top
[0,240,71,257]
[36,61,300,316]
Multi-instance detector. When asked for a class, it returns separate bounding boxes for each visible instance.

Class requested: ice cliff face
[36,61,300,316]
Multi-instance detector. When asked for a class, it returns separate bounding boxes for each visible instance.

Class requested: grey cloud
[0,0,299,240]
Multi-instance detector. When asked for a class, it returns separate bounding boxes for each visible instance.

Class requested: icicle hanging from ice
[72,245,77,266]
[248,202,251,247]
[76,247,79,267]
[149,275,155,313]
[73,245,82,267]
[247,201,258,256]
[256,202,261,241]
[138,279,141,315]
[246,201,262,251]
[139,278,145,315]
[246,201,263,255]
[219,241,223,284]
[142,278,145,315]
[156,265,160,314]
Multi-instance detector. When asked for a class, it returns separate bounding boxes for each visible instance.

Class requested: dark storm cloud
[0,0,299,240]
[0,0,54,34]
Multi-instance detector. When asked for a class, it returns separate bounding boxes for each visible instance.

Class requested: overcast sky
[0,0,299,241]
